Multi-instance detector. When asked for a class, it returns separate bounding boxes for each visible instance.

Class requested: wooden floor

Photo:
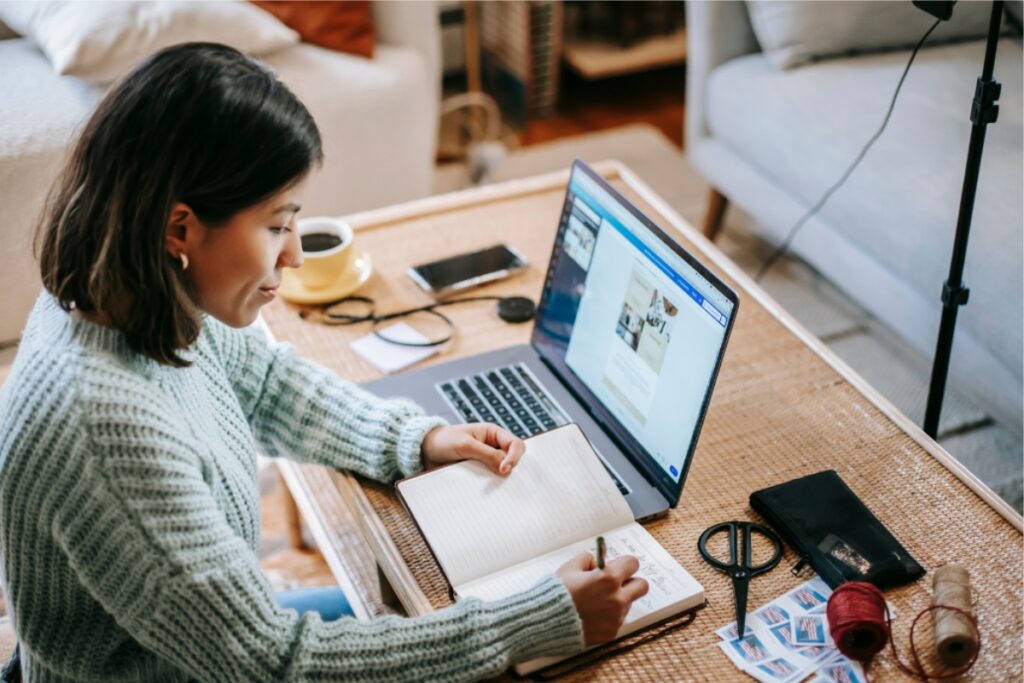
[259,467,336,589]
[518,64,685,149]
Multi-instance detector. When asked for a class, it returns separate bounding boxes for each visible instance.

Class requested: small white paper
[350,322,439,374]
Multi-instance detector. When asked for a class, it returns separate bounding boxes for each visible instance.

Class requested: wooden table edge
[272,460,375,620]
[258,160,1022,619]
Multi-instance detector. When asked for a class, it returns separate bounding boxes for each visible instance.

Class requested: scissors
[698,521,783,636]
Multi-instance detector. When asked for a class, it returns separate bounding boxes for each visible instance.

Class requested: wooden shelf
[564,27,686,80]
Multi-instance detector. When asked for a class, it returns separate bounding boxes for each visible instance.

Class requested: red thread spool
[827,581,890,661]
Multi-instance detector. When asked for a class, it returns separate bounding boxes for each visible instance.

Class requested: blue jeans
[276,587,354,622]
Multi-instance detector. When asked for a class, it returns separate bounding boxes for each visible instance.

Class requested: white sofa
[686,1,1023,434]
[0,1,440,342]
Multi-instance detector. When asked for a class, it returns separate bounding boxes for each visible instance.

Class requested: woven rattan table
[259,162,1023,681]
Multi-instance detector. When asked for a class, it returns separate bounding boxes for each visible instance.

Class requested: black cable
[753,17,943,282]
[299,295,510,347]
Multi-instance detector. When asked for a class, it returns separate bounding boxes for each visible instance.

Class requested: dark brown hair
[36,42,323,366]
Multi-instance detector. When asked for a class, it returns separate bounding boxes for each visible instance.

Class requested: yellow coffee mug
[293,217,355,290]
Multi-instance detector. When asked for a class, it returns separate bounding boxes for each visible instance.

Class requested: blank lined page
[397,424,633,586]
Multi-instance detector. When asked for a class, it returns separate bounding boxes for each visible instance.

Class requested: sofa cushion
[746,0,991,69]
[251,0,375,58]
[0,0,299,83]
[0,38,106,344]
[705,38,1023,381]
[0,38,103,160]
[260,42,436,216]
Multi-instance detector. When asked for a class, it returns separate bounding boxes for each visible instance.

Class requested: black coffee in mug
[301,232,343,253]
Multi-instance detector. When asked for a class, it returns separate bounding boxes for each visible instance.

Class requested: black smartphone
[408,245,528,295]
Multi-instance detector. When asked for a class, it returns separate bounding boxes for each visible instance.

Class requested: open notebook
[396,423,704,675]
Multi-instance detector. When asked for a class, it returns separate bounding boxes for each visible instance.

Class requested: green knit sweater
[0,294,583,682]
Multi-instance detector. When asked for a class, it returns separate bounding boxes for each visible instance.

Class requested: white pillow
[0,1,299,82]
[746,0,992,70]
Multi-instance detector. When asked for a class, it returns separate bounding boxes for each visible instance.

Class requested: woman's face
[171,176,310,328]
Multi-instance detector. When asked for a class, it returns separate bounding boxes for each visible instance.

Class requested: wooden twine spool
[827,573,982,680]
[931,564,979,667]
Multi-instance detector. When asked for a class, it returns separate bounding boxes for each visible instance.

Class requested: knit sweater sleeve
[55,397,583,682]
[208,319,446,481]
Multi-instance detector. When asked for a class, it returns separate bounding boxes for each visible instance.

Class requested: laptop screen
[532,160,737,505]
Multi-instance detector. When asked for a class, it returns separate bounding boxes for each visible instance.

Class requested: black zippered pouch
[750,470,925,589]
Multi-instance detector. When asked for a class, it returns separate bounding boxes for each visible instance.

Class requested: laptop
[363,159,738,521]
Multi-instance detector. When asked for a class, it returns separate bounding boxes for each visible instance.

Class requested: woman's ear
[165,202,199,259]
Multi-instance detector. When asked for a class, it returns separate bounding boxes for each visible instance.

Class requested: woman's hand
[556,552,649,645]
[420,423,526,476]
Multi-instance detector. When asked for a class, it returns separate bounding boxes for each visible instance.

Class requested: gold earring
[179,253,189,271]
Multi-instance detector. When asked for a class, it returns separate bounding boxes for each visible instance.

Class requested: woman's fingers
[473,423,525,474]
[495,427,525,473]
[423,424,526,475]
[463,435,508,474]
[562,551,597,573]
[620,577,650,602]
[604,555,641,583]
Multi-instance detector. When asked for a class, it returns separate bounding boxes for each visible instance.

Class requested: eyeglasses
[299,295,521,347]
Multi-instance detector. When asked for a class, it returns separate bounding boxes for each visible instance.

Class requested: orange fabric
[251,1,374,58]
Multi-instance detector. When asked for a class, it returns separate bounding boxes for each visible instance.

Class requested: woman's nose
[282,226,303,269]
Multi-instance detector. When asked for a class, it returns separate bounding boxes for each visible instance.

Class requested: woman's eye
[270,226,290,235]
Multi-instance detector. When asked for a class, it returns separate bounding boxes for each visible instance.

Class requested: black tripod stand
[923,0,1004,438]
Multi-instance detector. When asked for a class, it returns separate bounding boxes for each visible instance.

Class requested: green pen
[596,536,606,570]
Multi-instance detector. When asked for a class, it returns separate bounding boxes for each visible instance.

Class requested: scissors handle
[745,523,783,574]
[697,521,783,574]
[697,522,738,571]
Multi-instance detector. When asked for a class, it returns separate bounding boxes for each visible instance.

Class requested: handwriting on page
[599,527,695,617]
[459,522,702,628]
[398,425,633,587]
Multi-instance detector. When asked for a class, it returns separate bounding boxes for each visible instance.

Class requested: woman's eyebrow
[272,203,301,214]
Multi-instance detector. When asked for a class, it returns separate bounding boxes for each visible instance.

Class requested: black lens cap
[497,297,536,324]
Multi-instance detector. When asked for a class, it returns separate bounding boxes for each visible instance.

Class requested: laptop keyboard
[437,363,630,495]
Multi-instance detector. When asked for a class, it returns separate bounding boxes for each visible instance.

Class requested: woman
[0,43,647,682]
